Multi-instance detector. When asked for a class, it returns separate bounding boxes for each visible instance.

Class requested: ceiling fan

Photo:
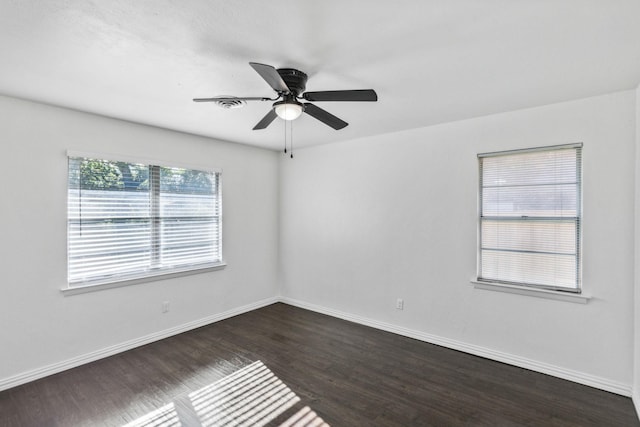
[193,62,378,130]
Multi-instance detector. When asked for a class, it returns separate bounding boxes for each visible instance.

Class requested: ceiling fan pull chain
[283,117,287,154]
[290,120,294,159]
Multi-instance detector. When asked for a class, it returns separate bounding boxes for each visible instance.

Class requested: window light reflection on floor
[121,360,327,427]
[188,360,300,426]
[122,402,181,427]
[279,406,329,427]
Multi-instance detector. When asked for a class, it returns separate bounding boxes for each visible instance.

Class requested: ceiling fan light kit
[274,99,304,121]
[193,62,378,130]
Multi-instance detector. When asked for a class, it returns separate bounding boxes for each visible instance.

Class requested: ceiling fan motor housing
[276,68,308,96]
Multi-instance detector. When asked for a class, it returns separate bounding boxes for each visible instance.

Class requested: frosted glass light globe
[275,102,303,120]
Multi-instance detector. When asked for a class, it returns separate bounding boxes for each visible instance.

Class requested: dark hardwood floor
[0,303,638,426]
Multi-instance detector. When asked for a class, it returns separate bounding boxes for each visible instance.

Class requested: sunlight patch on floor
[188,360,300,426]
[122,402,181,427]
[279,406,329,427]
[121,360,328,427]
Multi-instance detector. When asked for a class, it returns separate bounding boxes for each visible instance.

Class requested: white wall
[280,90,637,391]
[634,83,640,415]
[1,88,638,402]
[0,95,279,383]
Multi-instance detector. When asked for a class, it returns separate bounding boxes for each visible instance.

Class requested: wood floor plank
[0,303,638,426]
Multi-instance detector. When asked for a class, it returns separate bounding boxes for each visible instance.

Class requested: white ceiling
[1,1,639,151]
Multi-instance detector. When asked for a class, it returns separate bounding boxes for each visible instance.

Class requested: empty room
[1,1,640,426]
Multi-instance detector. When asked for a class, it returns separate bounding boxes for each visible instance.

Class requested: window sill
[61,262,227,296]
[470,280,590,304]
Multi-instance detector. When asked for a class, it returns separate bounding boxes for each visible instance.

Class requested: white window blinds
[478,144,582,292]
[68,156,222,287]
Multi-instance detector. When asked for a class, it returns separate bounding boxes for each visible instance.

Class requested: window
[477,143,582,292]
[67,153,223,287]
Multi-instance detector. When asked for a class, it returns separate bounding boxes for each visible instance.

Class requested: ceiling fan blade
[249,62,290,94]
[253,109,278,130]
[302,89,378,102]
[193,96,272,102]
[303,103,348,130]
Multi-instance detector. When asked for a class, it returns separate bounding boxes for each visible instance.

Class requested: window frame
[476,143,583,294]
[64,150,225,294]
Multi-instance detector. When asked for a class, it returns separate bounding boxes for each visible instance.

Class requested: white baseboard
[634,390,640,422]
[0,296,278,392]
[280,297,633,397]
[1,295,634,400]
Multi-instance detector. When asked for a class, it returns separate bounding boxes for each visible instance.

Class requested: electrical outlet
[396,298,404,310]
[162,301,170,313]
